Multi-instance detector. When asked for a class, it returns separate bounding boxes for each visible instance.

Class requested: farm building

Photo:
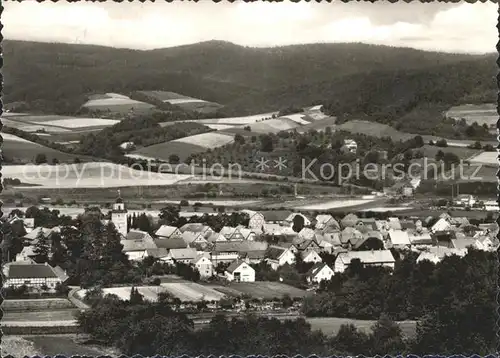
[225,260,255,282]
[240,209,265,230]
[352,232,385,251]
[211,241,268,264]
[145,248,170,261]
[242,250,267,264]
[121,230,157,261]
[4,262,68,289]
[192,254,214,278]
[265,246,296,270]
[220,226,244,240]
[111,194,128,238]
[154,237,188,251]
[315,214,340,231]
[237,227,257,240]
[263,223,296,236]
[334,250,396,273]
[431,218,452,233]
[294,238,321,253]
[301,250,323,264]
[261,210,293,225]
[307,263,334,284]
[182,231,209,247]
[408,230,433,247]
[155,225,182,239]
[180,223,215,237]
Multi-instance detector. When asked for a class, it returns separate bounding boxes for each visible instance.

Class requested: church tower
[111,189,128,238]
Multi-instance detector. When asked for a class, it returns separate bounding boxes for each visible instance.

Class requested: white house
[225,260,255,282]
[121,230,158,261]
[334,250,396,273]
[315,215,340,231]
[431,218,452,233]
[155,225,182,239]
[301,250,323,264]
[307,263,335,284]
[473,236,495,251]
[416,247,467,264]
[168,248,198,264]
[192,254,213,278]
[454,194,477,208]
[4,262,68,289]
[240,210,265,230]
[342,139,357,153]
[265,246,296,270]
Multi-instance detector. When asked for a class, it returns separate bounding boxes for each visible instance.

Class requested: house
[168,248,198,264]
[315,215,340,231]
[182,231,208,246]
[353,231,385,251]
[155,225,182,239]
[451,238,476,251]
[298,227,316,240]
[307,263,334,284]
[294,238,321,252]
[432,231,457,248]
[23,227,57,244]
[261,210,293,225]
[301,250,323,264]
[340,227,363,246]
[454,194,477,208]
[225,260,255,282]
[387,217,402,231]
[263,223,296,237]
[334,250,396,273]
[206,232,228,243]
[431,218,452,233]
[342,139,357,154]
[387,230,411,248]
[241,250,267,265]
[4,262,68,289]
[180,223,214,237]
[211,241,268,264]
[121,230,157,261]
[154,237,188,251]
[284,213,312,228]
[408,230,433,246]
[192,254,213,278]
[400,220,416,231]
[238,228,256,241]
[240,209,265,229]
[474,236,495,251]
[265,246,296,270]
[145,248,170,261]
[341,213,359,228]
[358,218,378,232]
[416,247,467,264]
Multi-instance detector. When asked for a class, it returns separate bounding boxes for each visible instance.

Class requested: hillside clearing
[446,103,497,127]
[175,132,235,148]
[131,141,207,162]
[468,151,497,165]
[32,118,120,128]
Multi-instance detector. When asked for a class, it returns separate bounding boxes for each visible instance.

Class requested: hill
[3,40,494,117]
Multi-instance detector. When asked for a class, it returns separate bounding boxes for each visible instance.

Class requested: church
[111,190,128,238]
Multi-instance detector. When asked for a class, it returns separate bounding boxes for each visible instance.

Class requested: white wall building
[225,260,255,282]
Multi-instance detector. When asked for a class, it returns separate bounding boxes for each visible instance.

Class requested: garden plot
[2,162,192,188]
[32,118,119,129]
[161,282,226,302]
[222,282,307,300]
[468,151,497,165]
[175,132,235,149]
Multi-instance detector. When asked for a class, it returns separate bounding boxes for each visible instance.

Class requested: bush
[152,278,161,286]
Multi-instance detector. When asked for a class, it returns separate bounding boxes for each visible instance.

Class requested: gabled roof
[242,250,267,260]
[155,225,180,238]
[315,215,339,230]
[226,260,254,274]
[238,228,255,240]
[340,227,363,244]
[23,227,55,241]
[306,262,332,278]
[121,238,157,252]
[261,210,293,222]
[7,263,59,279]
[180,223,211,233]
[182,231,207,245]
[298,227,315,239]
[212,240,267,253]
[154,237,188,250]
[145,248,170,258]
[126,230,150,241]
[388,230,411,246]
[192,252,212,264]
[169,248,197,260]
[337,250,395,265]
[301,250,320,259]
[341,213,359,228]
[359,218,377,231]
[451,238,476,250]
[239,209,261,218]
[387,217,402,230]
[266,246,288,260]
[206,232,227,243]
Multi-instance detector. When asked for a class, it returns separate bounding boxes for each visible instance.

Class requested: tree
[282,293,293,308]
[52,157,60,165]
[328,324,369,355]
[435,138,448,147]
[234,134,245,145]
[435,150,445,162]
[292,214,305,233]
[260,134,274,152]
[129,286,144,304]
[159,204,180,226]
[168,154,180,164]
[368,314,406,355]
[136,213,152,232]
[33,231,50,263]
[35,153,47,165]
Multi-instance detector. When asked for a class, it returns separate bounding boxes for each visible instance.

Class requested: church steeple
[111,189,127,237]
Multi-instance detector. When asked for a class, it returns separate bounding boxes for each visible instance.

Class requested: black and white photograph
[0,1,498,356]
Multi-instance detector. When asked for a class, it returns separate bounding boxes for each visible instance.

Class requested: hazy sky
[3,1,497,53]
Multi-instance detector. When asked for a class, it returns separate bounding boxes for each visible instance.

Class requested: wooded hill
[3,40,496,118]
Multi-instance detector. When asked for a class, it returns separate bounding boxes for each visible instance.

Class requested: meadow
[296,199,377,210]
[468,151,497,165]
[32,117,119,129]
[161,282,226,302]
[214,282,308,300]
[175,132,235,148]
[82,93,155,114]
[2,162,193,188]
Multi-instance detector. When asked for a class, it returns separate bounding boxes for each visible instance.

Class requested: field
[2,133,90,164]
[306,317,417,338]
[175,132,235,148]
[468,151,497,165]
[281,113,311,125]
[77,286,168,302]
[82,93,155,114]
[421,145,482,160]
[161,282,227,302]
[213,282,307,300]
[136,90,222,114]
[132,140,210,162]
[32,117,119,128]
[294,116,337,133]
[296,199,376,210]
[3,309,79,322]
[2,162,193,188]
[446,103,497,127]
[228,117,301,134]
[192,112,277,125]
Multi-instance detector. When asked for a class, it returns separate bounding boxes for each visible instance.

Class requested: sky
[3,1,498,54]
